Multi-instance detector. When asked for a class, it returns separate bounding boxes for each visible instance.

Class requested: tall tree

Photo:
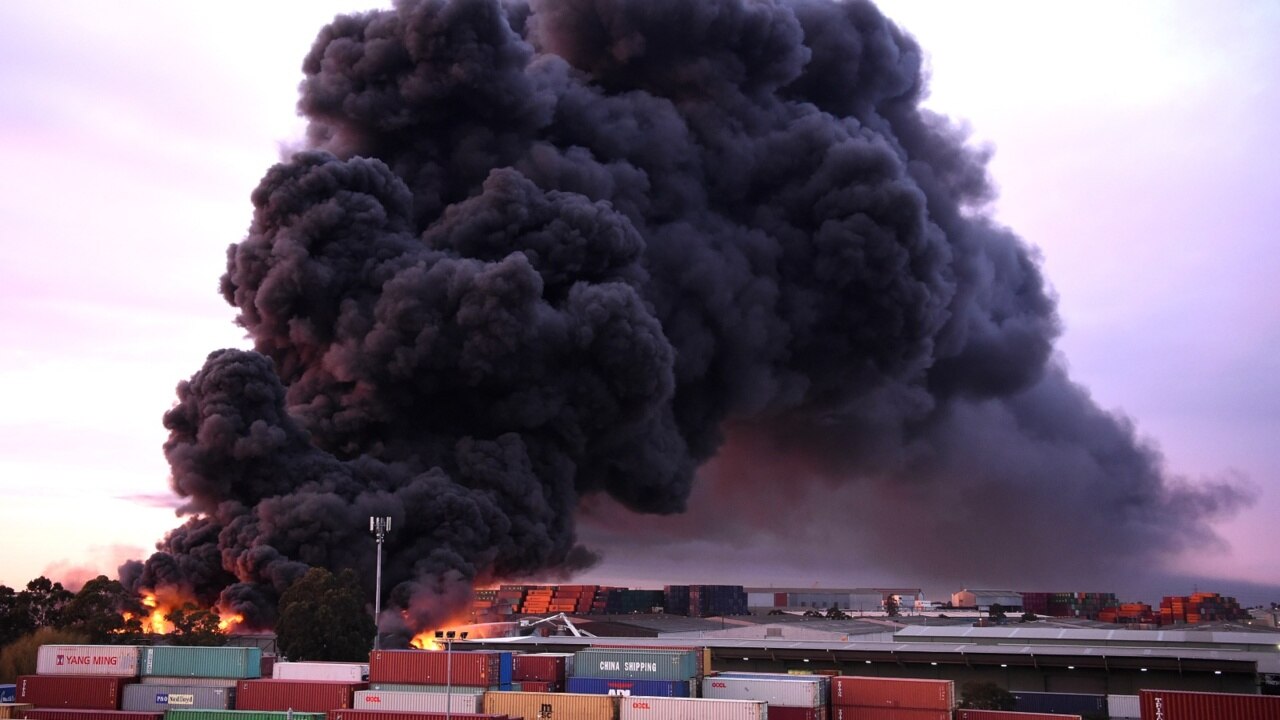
[62,576,144,642]
[167,604,225,647]
[0,585,28,647]
[276,568,374,661]
[20,577,74,629]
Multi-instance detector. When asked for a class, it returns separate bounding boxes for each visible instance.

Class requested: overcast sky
[1,0,1276,603]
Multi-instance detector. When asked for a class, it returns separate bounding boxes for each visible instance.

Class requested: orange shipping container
[830,677,955,711]
[834,708,949,720]
[484,691,617,720]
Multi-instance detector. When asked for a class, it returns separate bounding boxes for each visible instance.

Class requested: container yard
[36,647,140,677]
[7,640,1280,720]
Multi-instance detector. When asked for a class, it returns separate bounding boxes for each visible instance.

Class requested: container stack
[234,680,366,713]
[358,649,505,716]
[512,653,573,693]
[17,644,145,720]
[702,673,827,720]
[568,648,700,698]
[130,646,263,715]
[520,587,554,614]
[829,676,955,720]
[166,710,327,720]
[603,590,666,615]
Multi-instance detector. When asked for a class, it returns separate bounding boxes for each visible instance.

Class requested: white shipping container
[621,696,767,720]
[1106,693,1140,719]
[354,690,484,713]
[36,645,140,676]
[273,662,369,682]
[702,675,824,708]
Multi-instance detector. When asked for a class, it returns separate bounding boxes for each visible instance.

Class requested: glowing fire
[121,589,244,635]
[408,620,520,649]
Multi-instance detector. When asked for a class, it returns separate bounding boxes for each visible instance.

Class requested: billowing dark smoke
[123,0,1248,635]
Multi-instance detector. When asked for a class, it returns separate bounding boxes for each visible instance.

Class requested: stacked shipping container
[702,673,828,720]
[18,645,141,713]
[569,648,701,698]
[1139,688,1280,719]
[955,712,1080,720]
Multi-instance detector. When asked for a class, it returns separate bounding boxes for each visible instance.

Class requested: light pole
[434,629,468,720]
[370,516,391,650]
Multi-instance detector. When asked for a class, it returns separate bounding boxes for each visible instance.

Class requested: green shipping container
[140,647,262,679]
[573,649,699,681]
[166,711,325,720]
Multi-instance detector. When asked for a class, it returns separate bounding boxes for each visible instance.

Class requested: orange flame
[122,588,245,635]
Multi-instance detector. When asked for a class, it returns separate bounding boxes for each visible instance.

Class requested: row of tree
[0,568,376,683]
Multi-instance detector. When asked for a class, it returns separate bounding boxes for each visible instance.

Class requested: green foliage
[825,606,849,619]
[1021,611,1039,622]
[959,681,1016,710]
[0,626,89,683]
[276,568,374,661]
[989,603,1007,620]
[166,604,227,647]
[0,577,75,646]
[62,576,145,643]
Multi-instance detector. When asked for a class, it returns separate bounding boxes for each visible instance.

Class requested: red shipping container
[512,654,568,684]
[831,677,955,711]
[369,651,499,686]
[1139,689,1280,719]
[962,707,1080,712]
[329,713,509,720]
[17,676,129,710]
[22,712,163,720]
[518,680,557,693]
[835,709,950,720]
[235,680,367,712]
[768,707,826,720]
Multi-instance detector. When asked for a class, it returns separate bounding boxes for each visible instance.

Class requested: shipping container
[0,686,14,703]
[1139,688,1280,719]
[260,656,277,680]
[568,677,692,697]
[518,681,557,693]
[513,653,573,684]
[368,684,494,695]
[1107,694,1140,719]
[369,651,500,686]
[1011,691,1104,716]
[573,649,699,682]
[353,690,483,713]
[234,680,366,712]
[273,663,369,682]
[483,690,618,720]
[330,713,509,720]
[830,677,954,711]
[121,684,235,712]
[962,707,1080,712]
[17,675,128,710]
[0,704,32,719]
[765,707,824,720]
[165,710,326,720]
[834,709,950,720]
[702,675,825,708]
[619,696,766,720]
[139,647,262,679]
[37,646,140,677]
[20,711,163,720]
[139,677,239,688]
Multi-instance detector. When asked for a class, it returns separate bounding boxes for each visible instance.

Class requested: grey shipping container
[141,647,262,679]
[273,663,368,682]
[353,690,483,713]
[37,646,140,677]
[141,677,240,688]
[122,684,235,712]
[573,649,699,681]
[620,696,767,720]
[1107,694,1140,719]
[702,675,825,708]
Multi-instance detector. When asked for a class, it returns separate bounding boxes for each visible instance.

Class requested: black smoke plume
[123,0,1248,636]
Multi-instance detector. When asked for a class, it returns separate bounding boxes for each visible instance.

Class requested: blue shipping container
[1013,691,1107,715]
[0,683,15,703]
[567,677,692,697]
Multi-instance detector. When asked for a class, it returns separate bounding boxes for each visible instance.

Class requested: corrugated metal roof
[895,624,1280,648]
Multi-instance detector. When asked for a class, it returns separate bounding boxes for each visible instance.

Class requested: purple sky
[1,1,1276,603]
